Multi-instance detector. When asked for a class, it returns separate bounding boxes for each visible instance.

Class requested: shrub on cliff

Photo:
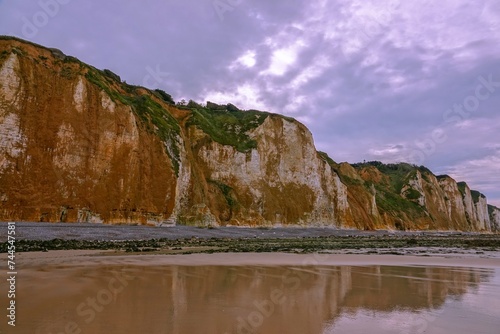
[154,89,175,104]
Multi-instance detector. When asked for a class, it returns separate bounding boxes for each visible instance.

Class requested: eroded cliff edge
[0,37,498,231]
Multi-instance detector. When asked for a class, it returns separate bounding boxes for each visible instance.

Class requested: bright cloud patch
[261,40,305,76]
[230,50,257,69]
[203,84,267,111]
[368,144,406,160]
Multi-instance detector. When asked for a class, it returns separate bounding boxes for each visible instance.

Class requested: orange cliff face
[0,38,178,224]
[0,37,498,231]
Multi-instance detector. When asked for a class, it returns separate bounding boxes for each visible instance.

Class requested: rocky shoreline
[1,223,499,256]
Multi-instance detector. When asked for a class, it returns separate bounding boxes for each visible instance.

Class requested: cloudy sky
[1,0,499,206]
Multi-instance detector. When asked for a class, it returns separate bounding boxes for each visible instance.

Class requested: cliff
[0,36,496,231]
[346,162,493,231]
[490,205,500,232]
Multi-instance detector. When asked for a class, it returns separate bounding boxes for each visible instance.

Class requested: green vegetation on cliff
[471,190,486,203]
[84,68,182,175]
[351,161,427,220]
[403,188,421,200]
[457,182,485,203]
[85,65,273,157]
[352,161,431,193]
[457,182,467,196]
[208,179,238,208]
[0,36,302,163]
[317,152,363,186]
[187,103,269,153]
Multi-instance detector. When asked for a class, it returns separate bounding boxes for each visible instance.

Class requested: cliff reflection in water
[23,265,497,334]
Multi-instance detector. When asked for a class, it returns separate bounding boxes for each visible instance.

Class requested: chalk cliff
[346,162,493,231]
[0,37,496,231]
[490,205,500,232]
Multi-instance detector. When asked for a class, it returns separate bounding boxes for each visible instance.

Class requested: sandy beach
[10,250,500,268]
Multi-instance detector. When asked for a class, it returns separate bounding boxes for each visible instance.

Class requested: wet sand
[1,252,500,334]
[11,250,500,268]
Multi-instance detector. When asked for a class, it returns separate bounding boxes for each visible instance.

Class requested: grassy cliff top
[0,35,299,161]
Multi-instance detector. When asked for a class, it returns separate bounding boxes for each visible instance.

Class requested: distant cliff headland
[0,36,499,231]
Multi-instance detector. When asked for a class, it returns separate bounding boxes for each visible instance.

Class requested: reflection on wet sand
[5,264,499,334]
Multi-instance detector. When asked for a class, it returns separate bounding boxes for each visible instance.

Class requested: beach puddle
[2,260,500,333]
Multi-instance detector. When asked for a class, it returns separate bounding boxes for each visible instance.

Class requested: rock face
[490,205,500,232]
[0,37,497,231]
[189,116,351,226]
[0,38,178,224]
[348,162,493,231]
